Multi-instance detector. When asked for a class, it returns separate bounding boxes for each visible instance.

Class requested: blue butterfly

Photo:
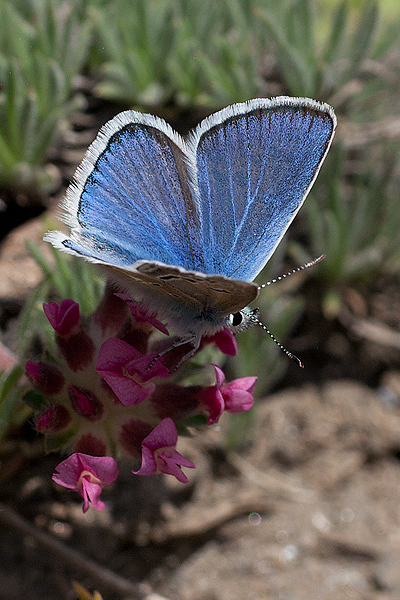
[45,97,336,360]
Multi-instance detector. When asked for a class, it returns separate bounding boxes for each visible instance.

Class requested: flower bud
[25,361,65,395]
[44,299,80,336]
[36,404,71,433]
[68,386,104,421]
[57,330,96,372]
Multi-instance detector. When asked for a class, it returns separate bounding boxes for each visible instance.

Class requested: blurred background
[1,1,400,599]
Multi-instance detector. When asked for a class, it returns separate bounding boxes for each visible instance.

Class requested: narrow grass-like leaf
[287,0,315,64]
[0,364,25,442]
[323,1,348,64]
[349,1,379,73]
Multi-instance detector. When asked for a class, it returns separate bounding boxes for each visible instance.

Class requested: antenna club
[256,321,303,369]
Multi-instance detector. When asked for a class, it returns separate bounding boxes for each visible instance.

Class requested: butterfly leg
[149,333,200,372]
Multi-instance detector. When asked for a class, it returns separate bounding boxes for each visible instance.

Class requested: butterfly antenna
[258,254,326,290]
[256,320,304,369]
[255,255,325,368]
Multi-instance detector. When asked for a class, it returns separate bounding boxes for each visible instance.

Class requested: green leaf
[349,1,379,72]
[287,0,315,64]
[0,364,25,442]
[323,1,348,64]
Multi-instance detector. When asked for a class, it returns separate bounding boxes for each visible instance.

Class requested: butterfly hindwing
[99,261,258,335]
[189,97,336,281]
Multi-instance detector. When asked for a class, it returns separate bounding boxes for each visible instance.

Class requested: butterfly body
[100,260,259,338]
[46,97,336,345]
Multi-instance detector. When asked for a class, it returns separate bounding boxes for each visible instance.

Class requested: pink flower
[221,371,257,414]
[199,367,225,424]
[43,299,80,336]
[116,294,169,335]
[52,453,118,513]
[43,299,95,371]
[200,365,257,424]
[133,418,195,483]
[96,338,169,406]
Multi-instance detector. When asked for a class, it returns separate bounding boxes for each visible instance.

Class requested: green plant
[17,241,105,359]
[92,0,267,108]
[0,364,27,443]
[288,140,400,316]
[0,0,91,191]
[90,0,175,105]
[256,0,382,102]
[0,55,82,191]
[167,0,263,106]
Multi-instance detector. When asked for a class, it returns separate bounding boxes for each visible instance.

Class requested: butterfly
[45,96,336,361]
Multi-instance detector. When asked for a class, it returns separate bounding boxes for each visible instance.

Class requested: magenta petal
[52,454,118,512]
[162,449,195,470]
[132,446,158,477]
[80,454,118,485]
[225,376,258,395]
[81,477,104,513]
[96,338,168,383]
[43,299,80,336]
[157,449,195,483]
[115,294,169,335]
[102,372,154,406]
[96,338,161,406]
[69,386,104,421]
[97,338,142,369]
[211,364,226,388]
[203,328,237,356]
[52,453,118,488]
[222,389,254,413]
[199,387,225,424]
[222,377,257,414]
[125,353,169,382]
[142,417,178,450]
[52,454,85,489]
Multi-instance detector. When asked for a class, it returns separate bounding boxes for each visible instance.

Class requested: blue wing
[46,98,336,284]
[49,111,203,270]
[189,97,336,281]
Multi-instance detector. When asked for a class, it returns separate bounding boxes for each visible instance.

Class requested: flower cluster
[25,286,257,512]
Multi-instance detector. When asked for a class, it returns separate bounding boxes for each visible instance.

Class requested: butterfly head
[224,256,326,367]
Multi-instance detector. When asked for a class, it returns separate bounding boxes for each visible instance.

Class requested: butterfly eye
[225,307,260,333]
[229,312,243,327]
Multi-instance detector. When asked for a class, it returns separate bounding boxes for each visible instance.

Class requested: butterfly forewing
[58,111,203,270]
[190,97,336,281]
